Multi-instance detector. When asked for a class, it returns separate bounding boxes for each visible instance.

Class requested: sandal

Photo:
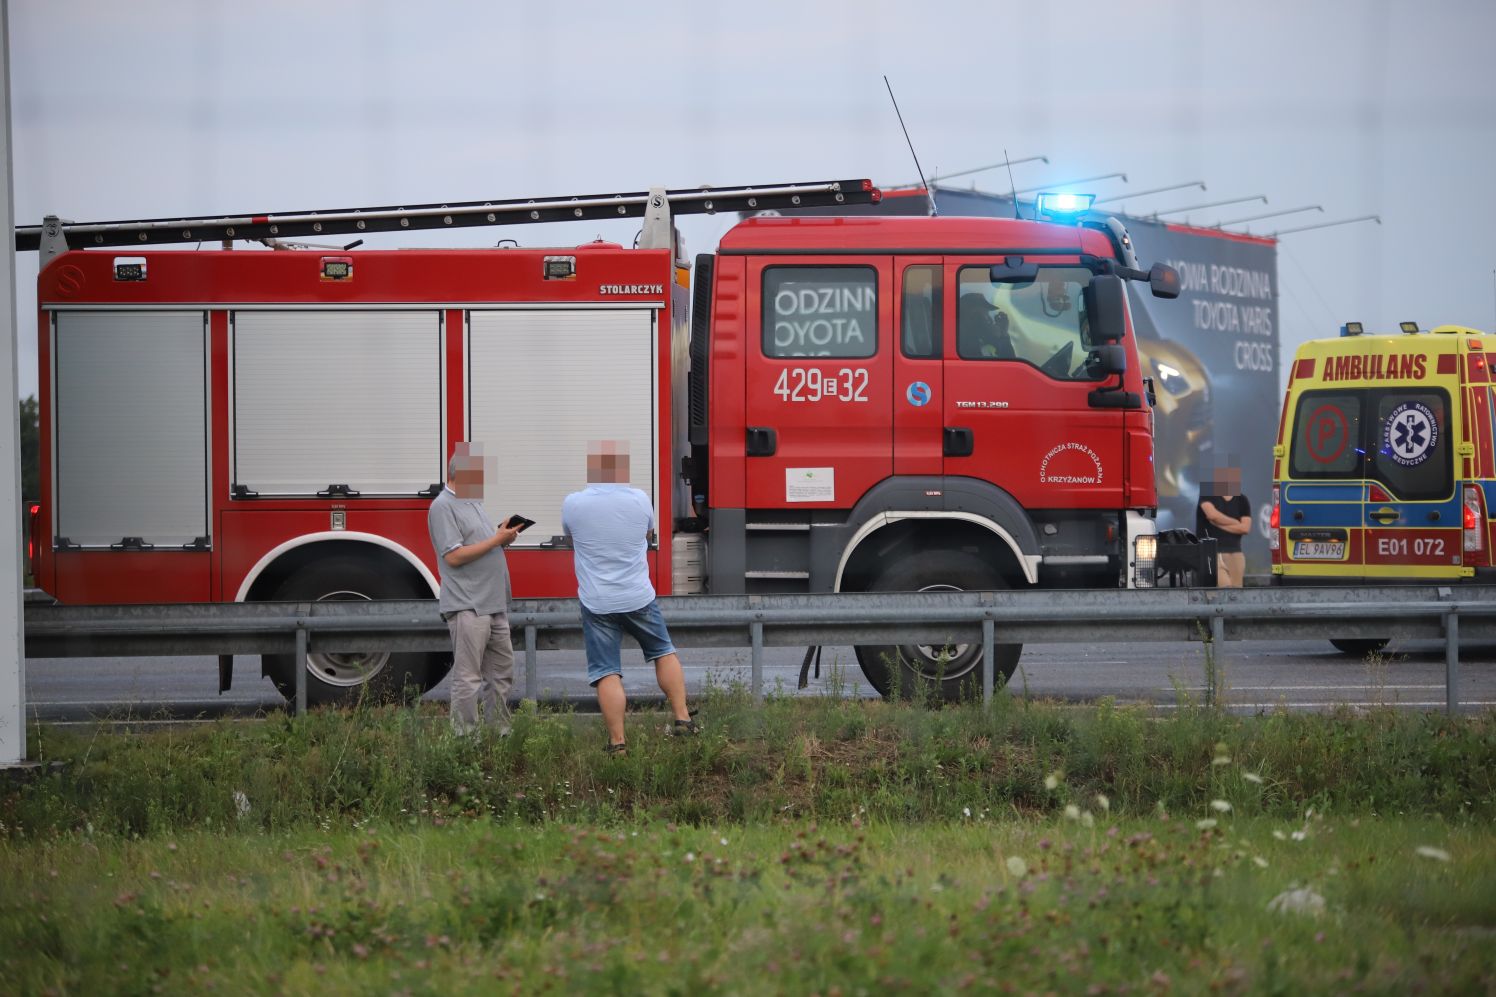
[668,718,702,736]
[605,741,628,756]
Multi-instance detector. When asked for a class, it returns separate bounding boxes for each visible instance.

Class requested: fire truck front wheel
[853,550,1021,703]
[262,556,443,706]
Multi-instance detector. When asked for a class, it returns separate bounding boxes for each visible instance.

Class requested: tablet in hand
[505,514,536,532]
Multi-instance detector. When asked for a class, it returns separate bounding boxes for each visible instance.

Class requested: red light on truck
[27,503,39,574]
[1368,484,1392,503]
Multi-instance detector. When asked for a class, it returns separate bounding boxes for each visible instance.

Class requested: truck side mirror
[1083,274,1128,342]
[1086,344,1127,379]
[1149,263,1181,299]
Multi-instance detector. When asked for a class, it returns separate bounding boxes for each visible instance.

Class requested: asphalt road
[20,637,1496,725]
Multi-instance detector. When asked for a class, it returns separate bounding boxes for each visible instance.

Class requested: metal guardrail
[24,586,1496,715]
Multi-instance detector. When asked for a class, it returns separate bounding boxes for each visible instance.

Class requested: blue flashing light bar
[1035,192,1095,217]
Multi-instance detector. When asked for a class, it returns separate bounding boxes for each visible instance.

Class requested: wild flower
[1290,830,1307,842]
[1267,887,1325,917]
[685,852,696,863]
[1064,805,1081,822]
[1210,800,1233,813]
[1242,772,1264,785]
[1095,794,1110,813]
[1044,772,1061,791]
[720,837,729,846]
[1196,818,1218,830]
[1080,811,1094,828]
[1272,830,1287,841]
[963,807,971,819]
[1414,846,1451,862]
[1006,856,1028,878]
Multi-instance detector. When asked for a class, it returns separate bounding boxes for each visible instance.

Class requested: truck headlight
[1133,533,1157,588]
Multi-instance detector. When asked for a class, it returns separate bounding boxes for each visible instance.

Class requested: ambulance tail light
[1463,485,1484,552]
[1269,486,1280,551]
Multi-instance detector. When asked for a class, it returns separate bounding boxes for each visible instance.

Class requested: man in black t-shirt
[1196,464,1252,588]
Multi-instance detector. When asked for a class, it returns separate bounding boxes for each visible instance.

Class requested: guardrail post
[294,623,308,717]
[1444,610,1460,716]
[750,621,764,699]
[524,624,537,704]
[981,618,994,704]
[1207,615,1225,710]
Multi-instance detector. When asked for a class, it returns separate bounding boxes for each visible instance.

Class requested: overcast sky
[8,0,1495,399]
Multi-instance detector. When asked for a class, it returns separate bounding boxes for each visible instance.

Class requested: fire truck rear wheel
[262,556,443,706]
[1329,638,1389,658]
[853,550,1021,703]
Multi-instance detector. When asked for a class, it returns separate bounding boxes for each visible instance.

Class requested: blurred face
[1204,465,1242,494]
[586,440,630,483]
[448,444,491,498]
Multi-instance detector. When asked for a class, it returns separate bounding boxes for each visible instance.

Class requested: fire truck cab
[693,211,1178,695]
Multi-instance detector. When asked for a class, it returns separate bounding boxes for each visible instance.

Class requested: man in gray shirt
[428,443,523,734]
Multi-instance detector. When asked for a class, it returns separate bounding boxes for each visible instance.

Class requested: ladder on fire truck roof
[14,178,880,259]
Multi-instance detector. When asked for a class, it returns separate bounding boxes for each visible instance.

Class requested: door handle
[746,426,777,457]
[1368,506,1400,524]
[943,426,974,458]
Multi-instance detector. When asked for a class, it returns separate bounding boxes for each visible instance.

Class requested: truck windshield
[1288,388,1452,501]
[956,265,1102,381]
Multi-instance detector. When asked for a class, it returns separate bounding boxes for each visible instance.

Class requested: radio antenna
[883,76,936,217]
[1005,148,1021,220]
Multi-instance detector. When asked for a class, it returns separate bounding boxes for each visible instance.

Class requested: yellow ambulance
[1272,323,1492,648]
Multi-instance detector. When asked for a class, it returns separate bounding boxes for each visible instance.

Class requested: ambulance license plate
[1294,541,1345,561]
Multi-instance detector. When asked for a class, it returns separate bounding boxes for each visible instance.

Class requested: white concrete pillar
[0,0,27,766]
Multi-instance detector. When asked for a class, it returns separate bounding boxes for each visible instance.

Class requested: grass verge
[2,691,1492,992]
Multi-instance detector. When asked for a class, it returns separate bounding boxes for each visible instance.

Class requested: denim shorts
[580,600,677,685]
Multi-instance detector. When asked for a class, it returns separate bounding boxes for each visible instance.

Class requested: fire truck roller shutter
[53,310,209,548]
[232,311,443,497]
[832,476,1038,703]
[467,309,657,544]
[253,540,444,706]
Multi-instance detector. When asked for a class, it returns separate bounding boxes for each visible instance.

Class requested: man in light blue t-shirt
[561,440,696,754]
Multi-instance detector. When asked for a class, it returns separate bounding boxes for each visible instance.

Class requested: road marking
[1170,684,1450,692]
[1149,701,1496,710]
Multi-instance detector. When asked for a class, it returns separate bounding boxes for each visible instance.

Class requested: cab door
[893,259,944,476]
[940,260,1126,511]
[742,259,893,509]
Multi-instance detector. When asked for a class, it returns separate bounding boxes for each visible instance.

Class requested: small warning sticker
[786,467,835,503]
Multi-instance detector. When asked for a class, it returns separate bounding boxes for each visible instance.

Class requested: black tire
[1329,638,1390,658]
[261,555,447,707]
[853,550,1021,703]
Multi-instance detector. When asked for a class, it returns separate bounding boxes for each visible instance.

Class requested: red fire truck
[20,180,1180,703]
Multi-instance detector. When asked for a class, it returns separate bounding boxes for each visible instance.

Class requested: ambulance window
[955,265,1098,381]
[1289,391,1363,478]
[762,267,877,358]
[900,265,941,359]
[1371,390,1450,500]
